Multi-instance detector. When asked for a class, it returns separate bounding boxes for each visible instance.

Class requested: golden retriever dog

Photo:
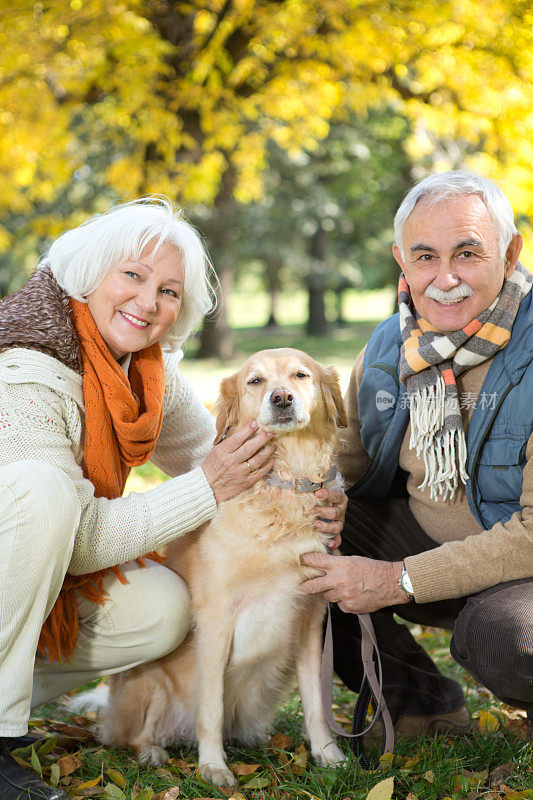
[99,348,348,787]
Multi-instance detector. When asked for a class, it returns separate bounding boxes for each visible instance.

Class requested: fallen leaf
[238,773,271,789]
[167,758,195,775]
[50,763,60,787]
[104,782,125,800]
[378,752,394,770]
[30,747,42,777]
[405,794,419,800]
[76,777,103,790]
[293,743,309,774]
[133,790,154,800]
[57,754,82,777]
[503,792,533,800]
[477,711,500,733]
[230,763,260,776]
[333,713,352,724]
[399,756,420,772]
[226,792,247,800]
[48,722,96,740]
[267,734,291,751]
[423,770,435,783]
[366,776,394,800]
[36,738,58,758]
[489,762,519,786]
[106,769,126,789]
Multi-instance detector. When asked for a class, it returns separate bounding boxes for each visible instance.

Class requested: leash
[321,603,394,769]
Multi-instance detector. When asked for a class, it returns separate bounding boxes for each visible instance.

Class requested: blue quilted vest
[349,289,533,529]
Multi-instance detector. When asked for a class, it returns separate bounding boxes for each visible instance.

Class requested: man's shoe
[365,706,471,743]
[1,734,42,752]
[394,706,472,737]
[0,739,67,800]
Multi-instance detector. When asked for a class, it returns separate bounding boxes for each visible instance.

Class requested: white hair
[41,196,218,350]
[394,171,517,259]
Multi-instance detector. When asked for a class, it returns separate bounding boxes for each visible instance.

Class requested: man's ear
[504,233,523,278]
[392,243,406,271]
[214,373,240,444]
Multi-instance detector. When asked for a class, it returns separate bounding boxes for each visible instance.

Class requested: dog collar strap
[264,465,337,493]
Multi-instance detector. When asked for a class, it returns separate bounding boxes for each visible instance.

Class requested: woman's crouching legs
[0,461,81,735]
[32,560,191,708]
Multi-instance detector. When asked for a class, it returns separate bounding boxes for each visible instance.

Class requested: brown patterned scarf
[398,263,533,501]
[0,266,166,661]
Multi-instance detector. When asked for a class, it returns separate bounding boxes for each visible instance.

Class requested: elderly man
[301,171,533,738]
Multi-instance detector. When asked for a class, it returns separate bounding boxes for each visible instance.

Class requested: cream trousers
[0,461,191,736]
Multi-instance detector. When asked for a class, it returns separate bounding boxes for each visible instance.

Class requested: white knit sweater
[0,347,217,575]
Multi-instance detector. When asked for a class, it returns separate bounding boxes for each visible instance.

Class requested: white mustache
[425,283,474,304]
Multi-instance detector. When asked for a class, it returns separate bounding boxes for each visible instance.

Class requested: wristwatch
[399,562,415,601]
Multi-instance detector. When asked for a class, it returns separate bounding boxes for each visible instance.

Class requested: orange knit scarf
[37,299,166,662]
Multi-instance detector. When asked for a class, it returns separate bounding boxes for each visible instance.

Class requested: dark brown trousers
[331,496,533,721]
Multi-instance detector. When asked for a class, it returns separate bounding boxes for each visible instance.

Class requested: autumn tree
[2,0,533,353]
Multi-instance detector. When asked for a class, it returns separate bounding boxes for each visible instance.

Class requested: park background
[2,2,533,799]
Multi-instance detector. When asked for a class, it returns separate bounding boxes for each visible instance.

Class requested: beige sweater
[339,346,533,603]
[0,347,217,575]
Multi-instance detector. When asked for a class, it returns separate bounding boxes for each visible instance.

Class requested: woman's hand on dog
[313,487,346,550]
[298,553,409,612]
[202,421,276,504]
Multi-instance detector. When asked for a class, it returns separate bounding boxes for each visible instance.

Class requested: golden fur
[99,348,348,787]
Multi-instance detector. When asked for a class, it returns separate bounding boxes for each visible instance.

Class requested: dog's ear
[320,366,348,428]
[214,372,240,444]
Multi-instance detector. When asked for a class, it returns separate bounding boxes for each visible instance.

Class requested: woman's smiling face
[86,240,184,359]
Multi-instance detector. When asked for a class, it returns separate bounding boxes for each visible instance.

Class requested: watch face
[401,568,414,595]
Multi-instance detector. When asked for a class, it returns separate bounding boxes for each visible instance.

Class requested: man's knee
[0,460,80,550]
[451,580,533,706]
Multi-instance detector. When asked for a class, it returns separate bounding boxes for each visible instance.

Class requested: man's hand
[299,553,410,614]
[314,487,347,550]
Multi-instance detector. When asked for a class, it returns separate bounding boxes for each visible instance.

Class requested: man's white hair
[42,196,218,351]
[394,171,517,259]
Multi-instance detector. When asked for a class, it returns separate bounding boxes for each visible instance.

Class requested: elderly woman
[0,197,345,800]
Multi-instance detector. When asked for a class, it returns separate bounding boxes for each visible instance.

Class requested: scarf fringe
[410,378,469,502]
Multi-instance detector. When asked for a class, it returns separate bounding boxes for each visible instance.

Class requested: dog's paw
[138,745,170,766]
[199,763,236,787]
[312,741,346,766]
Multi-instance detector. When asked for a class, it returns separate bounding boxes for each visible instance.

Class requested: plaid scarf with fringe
[398,263,533,501]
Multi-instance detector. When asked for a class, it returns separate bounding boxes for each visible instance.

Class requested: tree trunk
[196,266,234,360]
[306,227,329,336]
[265,288,279,328]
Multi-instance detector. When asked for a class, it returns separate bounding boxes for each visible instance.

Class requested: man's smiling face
[393,194,522,332]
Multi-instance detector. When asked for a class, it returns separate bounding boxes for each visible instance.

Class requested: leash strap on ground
[321,603,394,768]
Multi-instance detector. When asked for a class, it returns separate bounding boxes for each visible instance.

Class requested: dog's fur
[99,348,348,787]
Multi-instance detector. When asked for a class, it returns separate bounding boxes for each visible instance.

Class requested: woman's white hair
[42,196,218,351]
[394,171,517,259]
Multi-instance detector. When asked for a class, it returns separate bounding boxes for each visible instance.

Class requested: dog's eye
[295,372,309,379]
[247,378,263,385]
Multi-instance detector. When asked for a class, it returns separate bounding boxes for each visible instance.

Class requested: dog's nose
[270,390,293,408]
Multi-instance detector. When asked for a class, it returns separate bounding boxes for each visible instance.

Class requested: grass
[28,289,531,799]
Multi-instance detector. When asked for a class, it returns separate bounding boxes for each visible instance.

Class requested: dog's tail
[66,682,109,713]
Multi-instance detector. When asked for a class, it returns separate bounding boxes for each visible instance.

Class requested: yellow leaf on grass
[366,776,394,800]
[76,777,103,790]
[230,763,260,776]
[227,792,247,800]
[133,790,154,800]
[106,769,126,789]
[503,792,533,800]
[378,751,394,770]
[477,710,500,733]
[423,770,435,783]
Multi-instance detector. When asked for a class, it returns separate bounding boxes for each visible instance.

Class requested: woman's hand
[202,421,275,504]
[314,487,347,550]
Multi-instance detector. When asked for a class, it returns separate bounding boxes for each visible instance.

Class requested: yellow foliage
[2,0,533,242]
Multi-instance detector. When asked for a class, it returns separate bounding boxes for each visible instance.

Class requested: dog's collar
[264,465,338,493]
